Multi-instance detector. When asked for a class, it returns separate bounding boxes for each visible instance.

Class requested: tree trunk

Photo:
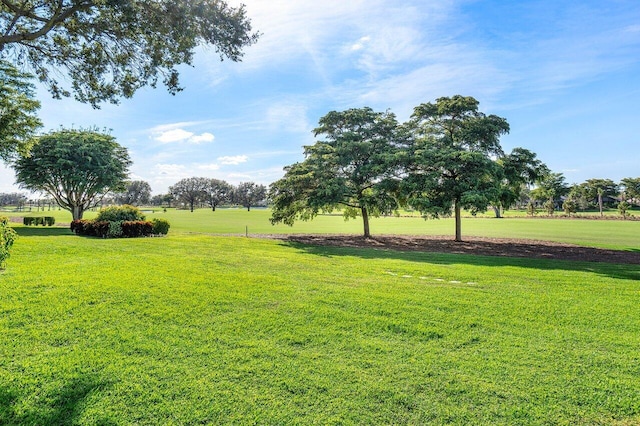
[247,205,251,211]
[361,206,370,238]
[598,192,603,217]
[212,204,216,212]
[190,200,194,212]
[72,205,84,221]
[492,205,502,218]
[454,199,462,242]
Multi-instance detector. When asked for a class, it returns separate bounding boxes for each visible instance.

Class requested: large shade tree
[270,107,401,237]
[14,129,131,220]
[234,181,266,212]
[0,0,259,106]
[169,177,207,212]
[0,60,41,161]
[203,178,232,211]
[404,95,510,242]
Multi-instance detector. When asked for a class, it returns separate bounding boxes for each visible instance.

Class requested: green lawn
[6,206,639,250]
[1,226,639,424]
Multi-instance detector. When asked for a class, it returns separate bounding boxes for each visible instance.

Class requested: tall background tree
[14,129,131,219]
[234,182,266,212]
[169,177,207,212]
[203,178,233,211]
[0,60,41,160]
[115,180,152,206]
[580,178,619,216]
[621,177,640,205]
[492,148,548,218]
[269,107,401,237]
[0,0,259,106]
[530,172,569,215]
[405,95,510,241]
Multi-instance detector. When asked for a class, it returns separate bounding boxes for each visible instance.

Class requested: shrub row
[23,216,56,226]
[71,218,170,238]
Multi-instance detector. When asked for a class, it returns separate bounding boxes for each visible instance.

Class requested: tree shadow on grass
[13,227,74,237]
[0,376,115,425]
[275,236,640,282]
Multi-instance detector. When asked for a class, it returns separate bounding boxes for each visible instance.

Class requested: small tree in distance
[169,177,207,212]
[204,179,233,211]
[115,180,152,206]
[14,129,131,220]
[235,182,267,211]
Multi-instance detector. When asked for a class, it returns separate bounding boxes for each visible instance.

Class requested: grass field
[5,206,640,250]
[1,209,639,424]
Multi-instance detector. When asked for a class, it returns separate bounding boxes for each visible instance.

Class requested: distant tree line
[154,178,267,212]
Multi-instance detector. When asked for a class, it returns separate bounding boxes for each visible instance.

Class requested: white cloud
[155,128,194,143]
[150,122,216,145]
[218,155,248,165]
[349,36,370,51]
[190,132,215,144]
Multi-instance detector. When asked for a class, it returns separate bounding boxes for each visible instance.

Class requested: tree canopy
[169,177,207,212]
[269,107,401,237]
[115,180,152,206]
[234,181,266,212]
[203,178,232,211]
[0,0,259,106]
[0,60,41,161]
[14,129,131,219]
[405,96,510,241]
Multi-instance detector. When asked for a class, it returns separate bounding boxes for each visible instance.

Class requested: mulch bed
[265,234,640,265]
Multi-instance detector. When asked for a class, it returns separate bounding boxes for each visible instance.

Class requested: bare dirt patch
[266,234,640,265]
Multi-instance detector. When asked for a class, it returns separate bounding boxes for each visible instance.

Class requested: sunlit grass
[4,205,640,250]
[1,233,639,424]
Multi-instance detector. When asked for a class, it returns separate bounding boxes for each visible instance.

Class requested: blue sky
[1,0,639,194]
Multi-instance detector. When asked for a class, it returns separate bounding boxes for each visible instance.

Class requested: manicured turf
[1,229,639,424]
[7,206,639,250]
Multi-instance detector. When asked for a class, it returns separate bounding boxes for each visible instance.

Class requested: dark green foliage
[71,219,155,238]
[96,205,145,222]
[71,220,110,238]
[0,0,259,107]
[0,215,17,268]
[169,177,208,212]
[234,182,267,212]
[621,177,640,204]
[270,107,401,237]
[22,216,55,226]
[121,221,153,238]
[405,95,510,241]
[151,218,170,235]
[203,179,233,211]
[0,60,41,161]
[618,200,631,218]
[14,129,131,220]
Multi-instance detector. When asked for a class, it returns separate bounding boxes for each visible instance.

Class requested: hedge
[23,216,55,226]
[71,219,167,238]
